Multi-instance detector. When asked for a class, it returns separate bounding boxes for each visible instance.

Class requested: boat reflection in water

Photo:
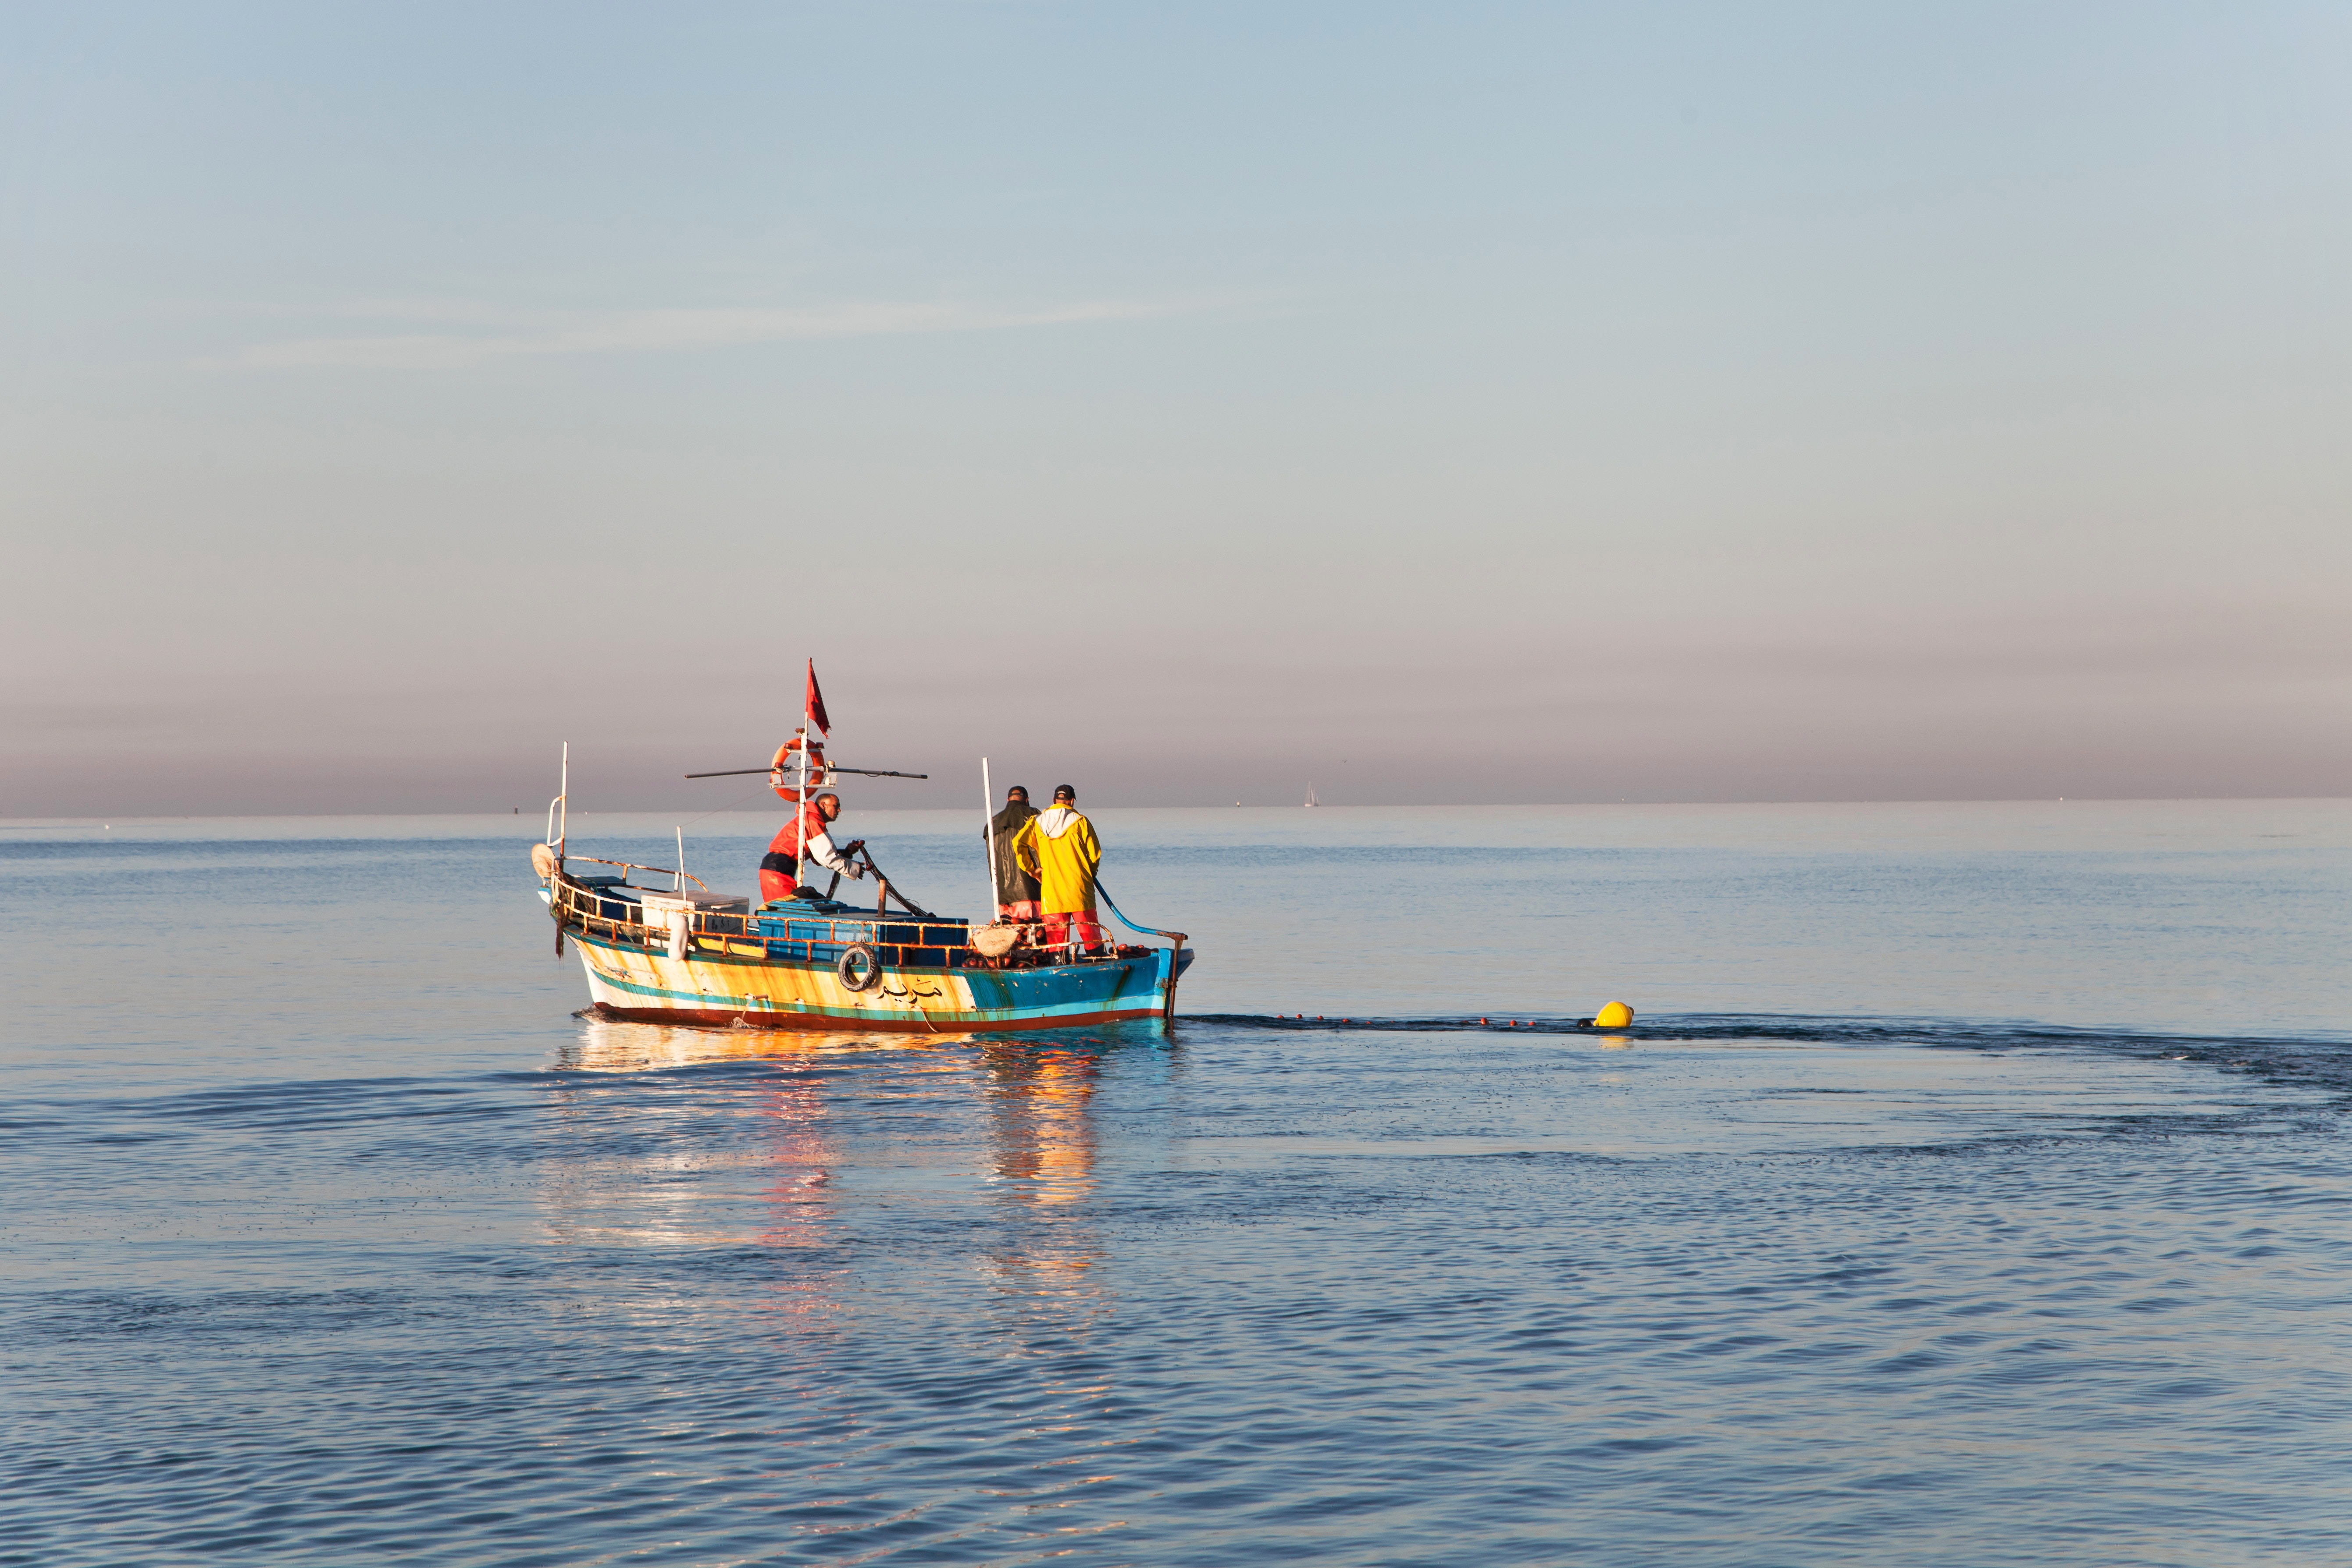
[550,1016,951,1075]
[541,1018,1111,1325]
[980,1041,1100,1208]
[975,1041,1108,1315]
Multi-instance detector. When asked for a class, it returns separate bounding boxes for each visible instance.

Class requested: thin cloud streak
[225,299,1189,369]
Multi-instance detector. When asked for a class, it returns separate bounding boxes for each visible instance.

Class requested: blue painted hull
[566,919,1194,1033]
[547,880,1194,1033]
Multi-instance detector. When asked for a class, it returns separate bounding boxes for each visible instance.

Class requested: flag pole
[981,757,998,923]
[794,669,812,893]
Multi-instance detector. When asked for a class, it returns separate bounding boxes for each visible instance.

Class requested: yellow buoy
[1592,1001,1636,1029]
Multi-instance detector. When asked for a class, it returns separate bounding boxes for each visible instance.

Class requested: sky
[4,1,2347,815]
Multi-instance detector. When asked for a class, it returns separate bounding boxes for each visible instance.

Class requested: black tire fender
[836,943,879,992]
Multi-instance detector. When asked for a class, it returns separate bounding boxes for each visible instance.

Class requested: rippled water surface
[4,802,2348,1566]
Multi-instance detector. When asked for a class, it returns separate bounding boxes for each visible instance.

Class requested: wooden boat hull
[566,920,1193,1033]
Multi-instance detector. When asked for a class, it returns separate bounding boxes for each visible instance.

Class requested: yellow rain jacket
[1013,806,1101,915]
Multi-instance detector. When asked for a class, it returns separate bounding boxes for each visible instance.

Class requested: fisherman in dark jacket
[986,785,1042,921]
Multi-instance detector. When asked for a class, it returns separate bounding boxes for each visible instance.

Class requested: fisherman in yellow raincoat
[1013,784,1106,954]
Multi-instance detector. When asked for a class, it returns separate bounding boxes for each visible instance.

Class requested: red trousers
[1044,910,1106,952]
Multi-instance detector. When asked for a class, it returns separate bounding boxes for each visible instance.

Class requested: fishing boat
[528,706,1194,1033]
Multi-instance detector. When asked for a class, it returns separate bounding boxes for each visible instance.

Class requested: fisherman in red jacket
[759,732,865,903]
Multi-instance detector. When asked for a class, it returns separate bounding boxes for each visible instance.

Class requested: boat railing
[563,856,711,893]
[549,873,976,963]
[548,872,1151,972]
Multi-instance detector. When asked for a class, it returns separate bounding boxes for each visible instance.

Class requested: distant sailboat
[1304,783,1319,808]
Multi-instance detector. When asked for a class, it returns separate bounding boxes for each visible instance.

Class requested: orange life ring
[770,736,828,796]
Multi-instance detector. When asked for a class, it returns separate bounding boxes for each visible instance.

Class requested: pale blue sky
[4,2,2347,813]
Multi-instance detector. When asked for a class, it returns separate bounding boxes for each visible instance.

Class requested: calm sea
[4,801,2348,1566]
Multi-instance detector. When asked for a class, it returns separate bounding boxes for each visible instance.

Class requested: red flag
[804,659,832,736]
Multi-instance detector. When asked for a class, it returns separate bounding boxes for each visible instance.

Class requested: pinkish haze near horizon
[4,4,2347,817]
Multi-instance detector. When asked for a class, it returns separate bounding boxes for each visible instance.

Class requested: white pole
[982,757,998,924]
[675,826,685,892]
[558,741,569,863]
[794,676,812,891]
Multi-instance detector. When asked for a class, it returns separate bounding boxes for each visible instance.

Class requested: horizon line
[6,794,2347,827]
